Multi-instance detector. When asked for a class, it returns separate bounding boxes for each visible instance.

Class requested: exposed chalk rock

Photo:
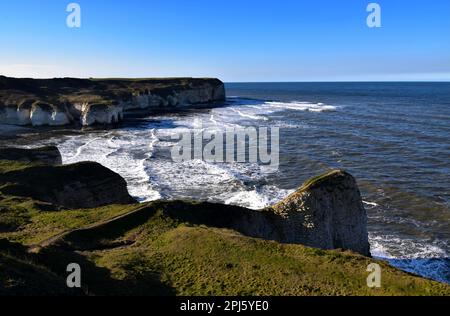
[0,76,226,127]
[81,103,123,126]
[131,93,150,109]
[0,103,24,126]
[270,170,370,256]
[16,99,34,125]
[167,95,178,106]
[175,87,212,106]
[30,102,67,126]
[213,83,226,101]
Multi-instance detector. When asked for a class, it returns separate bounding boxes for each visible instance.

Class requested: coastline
[0,146,448,295]
[0,76,226,127]
[1,80,449,293]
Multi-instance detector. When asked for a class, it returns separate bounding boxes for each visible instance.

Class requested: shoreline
[0,76,226,127]
[0,146,448,295]
[1,82,449,291]
[1,132,449,284]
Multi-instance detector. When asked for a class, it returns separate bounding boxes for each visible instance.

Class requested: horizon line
[2,75,450,83]
[225,80,450,83]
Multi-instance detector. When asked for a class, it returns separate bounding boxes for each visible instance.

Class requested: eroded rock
[152,170,371,256]
[270,170,370,256]
[0,76,226,127]
[0,161,136,208]
[81,103,123,126]
[0,146,62,165]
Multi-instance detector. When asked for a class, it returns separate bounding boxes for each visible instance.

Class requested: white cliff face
[30,103,71,126]
[50,111,71,126]
[81,103,124,126]
[0,102,71,126]
[122,93,171,111]
[213,84,226,101]
[30,105,51,126]
[122,82,225,111]
[0,106,25,125]
[16,108,31,125]
[132,94,150,109]
[175,87,214,105]
[0,79,226,127]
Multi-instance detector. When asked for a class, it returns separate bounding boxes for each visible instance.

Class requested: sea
[2,82,449,283]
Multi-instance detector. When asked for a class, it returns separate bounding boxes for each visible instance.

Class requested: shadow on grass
[0,239,175,296]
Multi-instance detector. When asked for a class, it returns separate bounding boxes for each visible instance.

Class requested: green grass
[2,197,449,296]
[0,159,449,296]
[85,210,449,296]
[299,169,343,190]
[0,250,79,295]
[0,160,35,173]
[0,76,224,107]
[0,203,139,245]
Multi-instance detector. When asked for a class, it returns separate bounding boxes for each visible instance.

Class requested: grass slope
[0,159,449,296]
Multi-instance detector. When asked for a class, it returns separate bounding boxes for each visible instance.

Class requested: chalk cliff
[270,170,370,255]
[0,76,225,127]
[161,170,370,256]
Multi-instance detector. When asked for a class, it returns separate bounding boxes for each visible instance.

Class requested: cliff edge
[0,147,448,295]
[0,76,225,127]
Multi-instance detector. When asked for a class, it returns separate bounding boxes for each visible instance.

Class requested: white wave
[147,128,158,157]
[363,200,379,208]
[265,101,338,112]
[209,114,218,125]
[230,107,269,121]
[369,233,449,283]
[369,233,447,259]
[47,130,162,202]
[221,186,294,210]
[29,97,337,206]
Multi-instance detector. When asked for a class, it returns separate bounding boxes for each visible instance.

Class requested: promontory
[0,76,225,127]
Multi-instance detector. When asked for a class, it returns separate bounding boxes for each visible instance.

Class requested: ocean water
[3,82,449,283]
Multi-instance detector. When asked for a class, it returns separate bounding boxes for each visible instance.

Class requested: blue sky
[0,0,449,81]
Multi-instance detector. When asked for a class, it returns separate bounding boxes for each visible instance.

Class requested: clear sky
[0,0,449,82]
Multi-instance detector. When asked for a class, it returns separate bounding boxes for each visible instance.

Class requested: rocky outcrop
[0,146,369,255]
[0,76,226,127]
[53,169,370,256]
[81,102,123,126]
[159,170,370,256]
[0,161,136,208]
[270,170,370,256]
[29,101,71,126]
[0,146,62,165]
[0,100,72,126]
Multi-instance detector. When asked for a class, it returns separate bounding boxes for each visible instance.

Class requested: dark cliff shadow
[36,246,176,296]
[0,239,175,296]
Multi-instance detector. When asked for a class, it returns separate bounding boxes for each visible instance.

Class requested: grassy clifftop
[0,75,224,106]
[0,155,449,296]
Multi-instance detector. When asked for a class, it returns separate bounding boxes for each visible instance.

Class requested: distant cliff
[0,76,225,127]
